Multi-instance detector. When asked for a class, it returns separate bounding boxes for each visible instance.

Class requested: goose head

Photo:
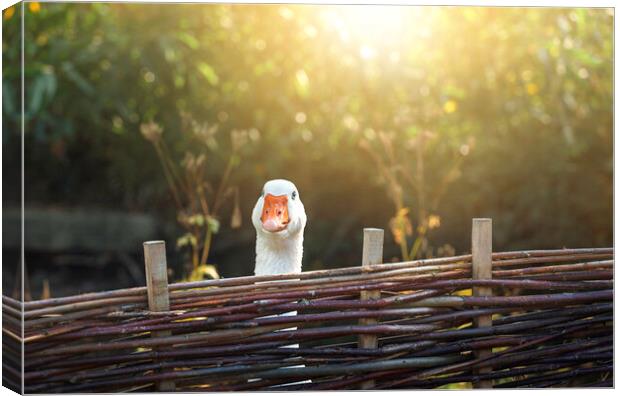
[252,179,307,275]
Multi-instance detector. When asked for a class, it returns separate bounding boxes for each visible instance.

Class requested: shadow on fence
[2,218,614,392]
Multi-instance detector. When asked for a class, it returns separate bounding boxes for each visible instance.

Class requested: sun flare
[322,5,425,61]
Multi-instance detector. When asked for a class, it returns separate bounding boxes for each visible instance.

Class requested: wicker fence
[2,218,613,392]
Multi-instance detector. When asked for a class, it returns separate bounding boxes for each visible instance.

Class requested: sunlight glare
[332,6,408,49]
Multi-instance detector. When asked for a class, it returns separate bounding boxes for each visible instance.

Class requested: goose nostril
[277,210,282,216]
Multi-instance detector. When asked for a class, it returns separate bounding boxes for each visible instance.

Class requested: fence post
[143,241,175,392]
[472,218,493,388]
[358,228,384,390]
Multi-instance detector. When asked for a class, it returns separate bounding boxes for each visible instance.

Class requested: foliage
[360,130,468,260]
[140,115,248,278]
[2,4,613,277]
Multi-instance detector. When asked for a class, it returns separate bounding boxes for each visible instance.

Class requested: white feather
[252,179,307,276]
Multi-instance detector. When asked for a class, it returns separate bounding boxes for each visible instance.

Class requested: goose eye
[291,191,297,200]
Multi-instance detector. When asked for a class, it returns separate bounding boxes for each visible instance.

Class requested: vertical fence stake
[143,241,175,392]
[472,218,493,388]
[358,228,384,390]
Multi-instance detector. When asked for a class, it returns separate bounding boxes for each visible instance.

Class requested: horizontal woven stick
[407,289,611,308]
[490,343,612,377]
[492,260,613,277]
[24,295,147,319]
[25,361,290,393]
[505,270,613,282]
[235,355,464,382]
[21,328,612,390]
[20,255,612,326]
[536,352,613,366]
[371,362,591,389]
[22,254,472,310]
[23,248,610,311]
[399,314,604,345]
[491,253,612,268]
[25,303,146,328]
[2,327,21,342]
[26,340,289,370]
[542,314,612,332]
[2,312,22,330]
[29,355,306,386]
[379,329,567,389]
[279,302,611,351]
[21,267,468,319]
[170,280,418,310]
[169,268,470,306]
[416,278,611,291]
[188,356,465,391]
[413,324,609,361]
[62,290,437,337]
[261,340,437,357]
[409,307,513,325]
[38,313,260,342]
[2,362,21,382]
[2,295,21,309]
[169,271,611,312]
[491,248,612,260]
[262,289,611,313]
[169,275,464,311]
[23,286,149,310]
[30,323,289,357]
[491,302,612,326]
[257,289,448,312]
[286,360,579,391]
[478,336,612,372]
[382,324,611,366]
[2,303,22,319]
[29,321,439,359]
[29,345,439,384]
[23,322,101,343]
[496,365,612,388]
[48,354,462,393]
[47,307,443,342]
[24,318,111,340]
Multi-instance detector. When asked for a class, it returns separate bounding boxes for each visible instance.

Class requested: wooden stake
[472,218,493,388]
[358,228,384,390]
[143,241,175,392]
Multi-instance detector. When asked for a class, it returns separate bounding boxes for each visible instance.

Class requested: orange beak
[260,194,290,232]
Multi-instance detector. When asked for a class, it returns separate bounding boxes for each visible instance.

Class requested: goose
[251,179,309,386]
[252,179,307,276]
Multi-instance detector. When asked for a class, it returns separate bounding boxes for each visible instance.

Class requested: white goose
[252,179,307,276]
[251,179,309,386]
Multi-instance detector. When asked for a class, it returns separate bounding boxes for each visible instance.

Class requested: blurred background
[2,3,613,299]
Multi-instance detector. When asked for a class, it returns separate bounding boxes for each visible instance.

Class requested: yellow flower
[428,214,441,229]
[526,83,539,96]
[29,2,41,13]
[4,6,15,20]
[443,100,458,114]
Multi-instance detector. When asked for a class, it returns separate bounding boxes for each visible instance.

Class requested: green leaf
[28,77,45,115]
[177,233,197,248]
[178,32,199,49]
[61,62,95,96]
[294,69,309,97]
[406,126,419,139]
[198,62,219,86]
[187,214,205,226]
[206,216,220,234]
